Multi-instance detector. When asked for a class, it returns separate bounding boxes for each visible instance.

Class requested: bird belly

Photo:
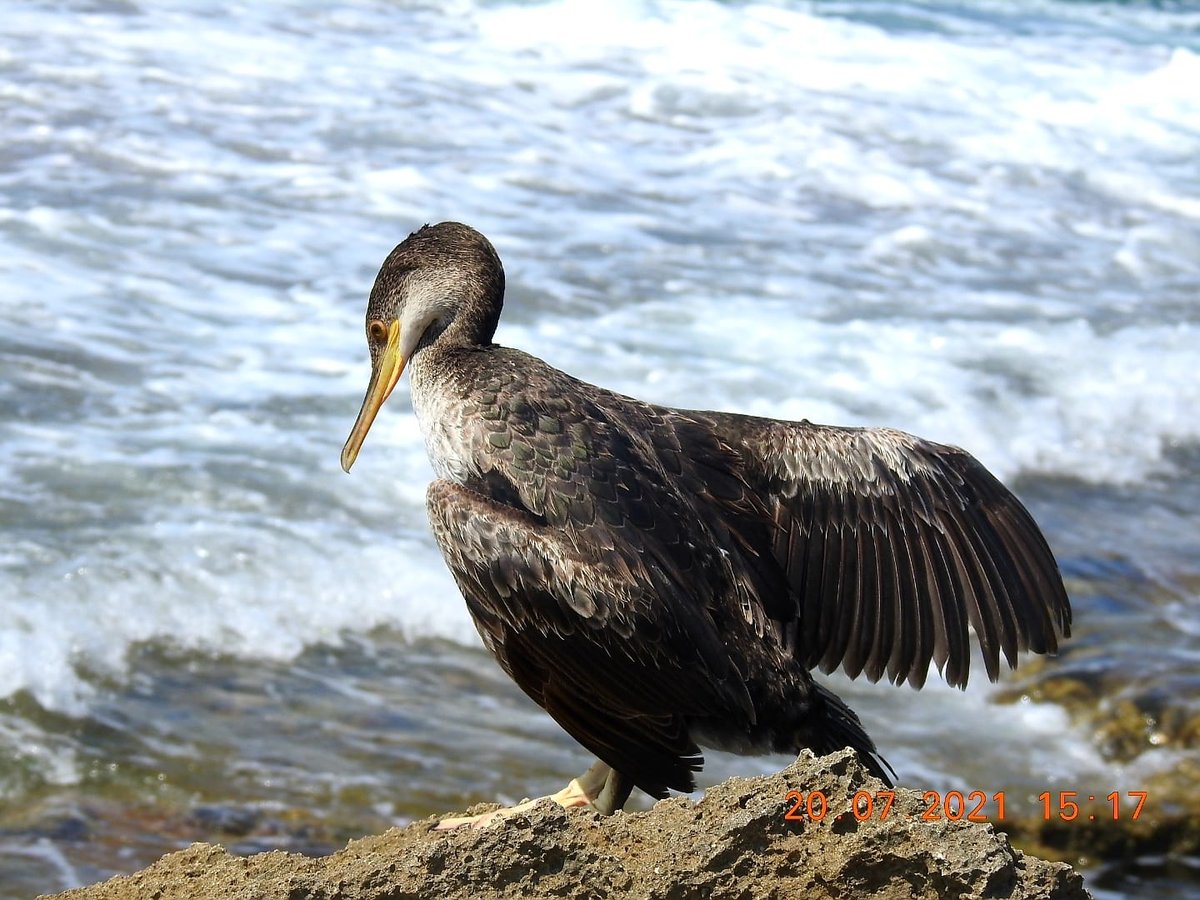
[688,720,778,757]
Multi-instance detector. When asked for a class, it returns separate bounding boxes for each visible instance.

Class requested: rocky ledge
[44,749,1089,900]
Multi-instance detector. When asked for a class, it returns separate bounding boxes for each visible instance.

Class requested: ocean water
[1,0,1198,897]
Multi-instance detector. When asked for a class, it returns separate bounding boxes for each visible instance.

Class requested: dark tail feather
[805,684,896,786]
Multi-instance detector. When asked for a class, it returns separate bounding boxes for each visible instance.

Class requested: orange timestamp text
[784,789,1148,824]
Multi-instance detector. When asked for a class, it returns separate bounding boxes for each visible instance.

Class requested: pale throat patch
[409,361,478,485]
[400,270,481,484]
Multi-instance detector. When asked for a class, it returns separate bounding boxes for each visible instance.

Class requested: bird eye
[367,319,389,342]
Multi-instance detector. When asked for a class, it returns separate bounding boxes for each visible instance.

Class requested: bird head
[340,222,504,472]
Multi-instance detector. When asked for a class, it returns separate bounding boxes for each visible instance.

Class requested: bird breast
[409,361,481,484]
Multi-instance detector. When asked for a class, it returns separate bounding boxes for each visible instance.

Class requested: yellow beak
[341,319,405,473]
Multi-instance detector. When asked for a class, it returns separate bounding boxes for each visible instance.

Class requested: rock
[42,750,1090,900]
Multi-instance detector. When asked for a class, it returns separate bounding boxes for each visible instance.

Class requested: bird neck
[419,281,502,355]
[407,341,487,486]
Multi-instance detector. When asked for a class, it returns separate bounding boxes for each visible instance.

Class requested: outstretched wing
[425,479,755,798]
[696,413,1071,689]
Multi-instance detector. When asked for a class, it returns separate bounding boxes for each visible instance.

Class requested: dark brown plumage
[341,222,1071,818]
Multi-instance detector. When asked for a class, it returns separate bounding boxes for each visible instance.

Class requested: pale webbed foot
[434,760,622,831]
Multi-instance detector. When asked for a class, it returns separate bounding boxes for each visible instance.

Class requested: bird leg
[593,764,633,815]
[434,760,628,830]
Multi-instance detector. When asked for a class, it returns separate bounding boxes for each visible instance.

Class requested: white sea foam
[0,0,1196,724]
[0,511,471,714]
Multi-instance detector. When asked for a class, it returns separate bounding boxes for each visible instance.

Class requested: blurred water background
[1,1,1198,897]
